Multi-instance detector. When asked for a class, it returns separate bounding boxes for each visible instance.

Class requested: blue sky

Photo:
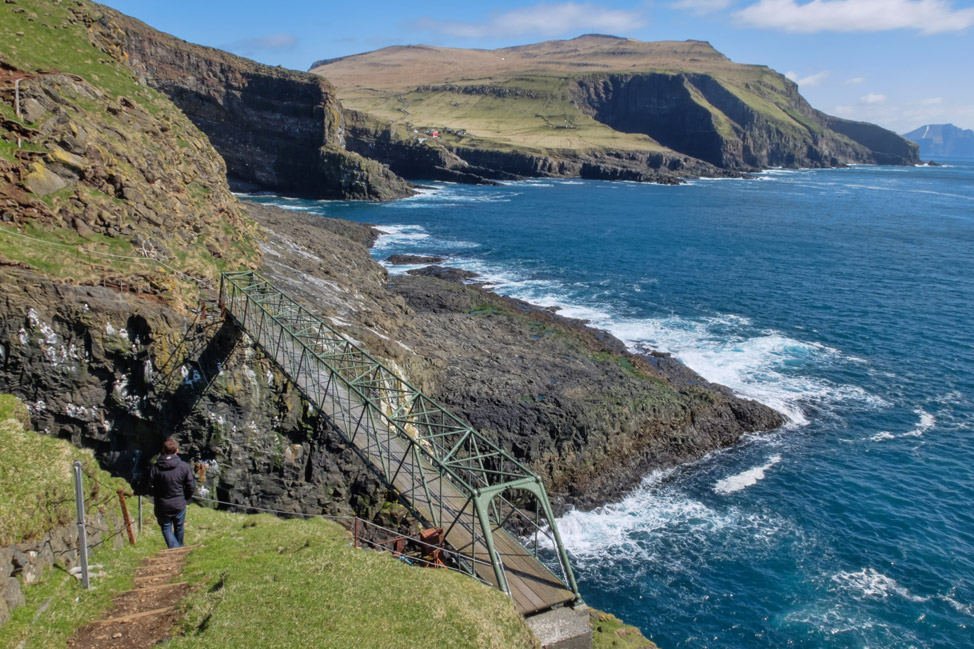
[101,0,973,133]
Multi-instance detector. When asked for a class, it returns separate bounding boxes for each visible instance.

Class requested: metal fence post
[72,461,90,590]
[138,495,143,534]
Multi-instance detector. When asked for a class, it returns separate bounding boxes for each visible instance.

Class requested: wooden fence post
[117,488,136,545]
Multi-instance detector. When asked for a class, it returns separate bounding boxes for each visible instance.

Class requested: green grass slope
[167,510,537,649]
[1,400,658,648]
[0,394,163,647]
[346,74,666,154]
[0,395,131,547]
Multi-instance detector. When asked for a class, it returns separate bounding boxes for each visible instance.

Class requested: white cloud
[672,0,734,15]
[920,97,942,104]
[734,0,974,34]
[785,70,830,86]
[228,33,298,53]
[413,2,648,39]
[832,101,963,133]
[860,93,887,103]
[844,76,866,85]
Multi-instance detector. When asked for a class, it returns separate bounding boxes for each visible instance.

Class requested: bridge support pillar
[525,604,593,649]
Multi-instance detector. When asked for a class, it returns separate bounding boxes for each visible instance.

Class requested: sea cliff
[91,6,412,201]
[315,36,920,183]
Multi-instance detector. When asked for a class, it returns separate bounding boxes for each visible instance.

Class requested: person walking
[149,437,195,548]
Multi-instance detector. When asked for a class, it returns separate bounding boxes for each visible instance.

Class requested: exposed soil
[67,547,194,649]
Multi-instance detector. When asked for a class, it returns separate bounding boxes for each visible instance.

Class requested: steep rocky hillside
[0,0,259,303]
[91,4,412,201]
[313,35,918,181]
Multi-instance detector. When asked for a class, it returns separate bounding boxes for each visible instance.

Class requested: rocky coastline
[242,202,787,512]
[0,0,785,522]
[0,197,783,521]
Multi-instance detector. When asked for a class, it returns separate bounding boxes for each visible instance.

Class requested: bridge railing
[219,271,579,602]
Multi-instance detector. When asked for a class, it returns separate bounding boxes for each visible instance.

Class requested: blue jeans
[157,509,186,549]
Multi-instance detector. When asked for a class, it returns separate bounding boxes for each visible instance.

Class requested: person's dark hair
[162,437,178,455]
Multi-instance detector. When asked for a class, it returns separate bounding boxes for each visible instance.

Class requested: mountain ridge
[312,35,918,181]
[903,123,974,158]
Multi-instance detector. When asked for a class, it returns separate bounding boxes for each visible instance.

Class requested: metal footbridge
[219,271,580,615]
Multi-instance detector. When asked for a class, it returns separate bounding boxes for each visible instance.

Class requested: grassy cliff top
[311,35,736,89]
[311,35,794,156]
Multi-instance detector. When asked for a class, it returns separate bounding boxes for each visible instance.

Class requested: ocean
[244,160,974,648]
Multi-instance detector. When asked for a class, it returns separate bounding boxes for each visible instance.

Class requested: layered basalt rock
[88,7,412,201]
[572,72,919,169]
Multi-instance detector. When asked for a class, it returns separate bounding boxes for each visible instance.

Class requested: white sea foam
[905,409,935,437]
[442,257,880,425]
[371,224,432,250]
[781,603,886,644]
[871,408,936,442]
[392,184,514,206]
[714,454,782,494]
[260,201,320,212]
[598,315,882,426]
[547,465,793,573]
[940,593,974,616]
[552,470,733,564]
[832,568,931,603]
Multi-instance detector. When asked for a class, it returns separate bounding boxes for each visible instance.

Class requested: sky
[99,0,974,133]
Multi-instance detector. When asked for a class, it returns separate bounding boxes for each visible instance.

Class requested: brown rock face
[90,8,412,201]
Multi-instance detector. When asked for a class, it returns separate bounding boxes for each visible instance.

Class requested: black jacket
[149,454,195,517]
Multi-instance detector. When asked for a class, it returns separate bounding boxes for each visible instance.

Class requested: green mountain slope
[312,35,918,180]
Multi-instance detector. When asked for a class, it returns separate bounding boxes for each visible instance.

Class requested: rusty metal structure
[219,271,579,614]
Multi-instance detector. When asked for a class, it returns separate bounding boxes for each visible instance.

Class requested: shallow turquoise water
[244,161,974,648]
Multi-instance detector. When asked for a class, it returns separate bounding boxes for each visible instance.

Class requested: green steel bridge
[219,271,580,615]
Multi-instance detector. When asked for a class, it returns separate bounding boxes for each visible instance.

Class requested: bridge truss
[219,271,579,614]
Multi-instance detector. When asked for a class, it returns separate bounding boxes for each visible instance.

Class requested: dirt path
[67,546,195,649]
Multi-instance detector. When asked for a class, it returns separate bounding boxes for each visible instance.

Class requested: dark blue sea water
[245,161,974,648]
